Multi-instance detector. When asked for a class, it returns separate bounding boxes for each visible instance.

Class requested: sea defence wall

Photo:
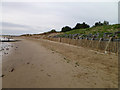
[44,37,119,55]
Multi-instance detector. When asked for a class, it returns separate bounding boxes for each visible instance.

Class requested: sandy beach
[2,38,118,88]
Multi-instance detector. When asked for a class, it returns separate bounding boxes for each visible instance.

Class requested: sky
[1,0,119,35]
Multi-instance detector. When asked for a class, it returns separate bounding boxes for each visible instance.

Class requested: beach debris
[52,51,54,53]
[27,62,30,64]
[4,52,6,54]
[64,57,66,60]
[64,57,70,63]
[75,62,79,67]
[47,73,51,77]
[6,48,9,50]
[1,75,5,77]
[10,68,15,72]
[40,69,44,71]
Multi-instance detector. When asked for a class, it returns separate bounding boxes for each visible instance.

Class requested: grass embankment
[62,24,120,37]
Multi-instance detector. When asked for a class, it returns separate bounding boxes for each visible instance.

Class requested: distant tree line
[49,21,109,33]
[61,22,90,32]
[93,21,109,27]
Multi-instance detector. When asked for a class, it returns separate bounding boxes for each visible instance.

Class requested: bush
[49,29,56,33]
[73,22,90,30]
[61,26,72,32]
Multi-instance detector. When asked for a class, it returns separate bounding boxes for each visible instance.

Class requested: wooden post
[114,41,116,53]
[75,37,78,46]
[116,41,119,56]
[97,38,102,51]
[86,38,88,47]
[60,37,61,42]
[118,41,120,56]
[85,38,87,47]
[89,38,94,48]
[69,38,70,45]
[104,37,112,54]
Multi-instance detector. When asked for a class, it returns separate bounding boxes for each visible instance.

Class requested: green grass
[62,24,120,37]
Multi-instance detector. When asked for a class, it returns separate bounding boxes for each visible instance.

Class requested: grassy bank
[60,24,120,38]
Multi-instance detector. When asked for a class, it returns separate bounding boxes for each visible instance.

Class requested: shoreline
[2,37,23,62]
[2,37,118,88]
[1,42,14,61]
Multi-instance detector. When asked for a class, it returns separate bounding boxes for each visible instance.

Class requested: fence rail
[45,37,120,55]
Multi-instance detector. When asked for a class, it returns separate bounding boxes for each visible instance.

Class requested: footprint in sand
[47,73,51,77]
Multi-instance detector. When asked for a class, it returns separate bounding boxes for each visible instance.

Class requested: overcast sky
[1,1,119,35]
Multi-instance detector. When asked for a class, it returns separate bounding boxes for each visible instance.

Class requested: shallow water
[0,36,14,58]
[0,42,13,58]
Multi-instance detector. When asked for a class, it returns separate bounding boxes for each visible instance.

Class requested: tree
[82,22,90,28]
[94,21,103,26]
[73,22,90,30]
[61,26,72,32]
[95,22,99,26]
[73,23,82,29]
[94,21,109,27]
[103,21,109,25]
[50,29,56,33]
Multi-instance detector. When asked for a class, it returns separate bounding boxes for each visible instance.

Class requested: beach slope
[2,38,118,88]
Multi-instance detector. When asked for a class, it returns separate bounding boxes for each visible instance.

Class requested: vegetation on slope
[62,24,120,38]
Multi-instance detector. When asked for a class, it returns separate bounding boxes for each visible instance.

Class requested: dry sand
[2,38,118,88]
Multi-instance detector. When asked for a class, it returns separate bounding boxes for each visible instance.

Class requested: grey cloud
[1,22,40,35]
[2,2,118,35]
[1,22,50,35]
[1,22,30,28]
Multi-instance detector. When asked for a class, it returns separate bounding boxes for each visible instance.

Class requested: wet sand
[2,38,118,88]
